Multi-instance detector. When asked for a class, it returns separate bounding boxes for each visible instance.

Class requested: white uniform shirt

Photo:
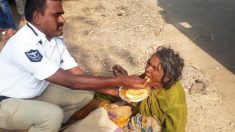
[0,23,78,99]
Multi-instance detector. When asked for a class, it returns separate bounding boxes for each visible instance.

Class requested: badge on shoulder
[25,49,43,62]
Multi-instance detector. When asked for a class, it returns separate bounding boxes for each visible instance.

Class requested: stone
[189,80,206,95]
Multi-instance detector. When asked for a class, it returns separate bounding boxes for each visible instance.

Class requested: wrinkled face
[36,0,65,40]
[145,55,164,88]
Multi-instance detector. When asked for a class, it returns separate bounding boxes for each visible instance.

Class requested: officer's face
[37,0,65,40]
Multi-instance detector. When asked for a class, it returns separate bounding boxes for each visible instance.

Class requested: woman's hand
[112,64,128,76]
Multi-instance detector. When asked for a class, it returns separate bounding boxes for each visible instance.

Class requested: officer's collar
[27,23,48,45]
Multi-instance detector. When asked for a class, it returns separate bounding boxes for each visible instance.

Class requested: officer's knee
[71,91,94,105]
[48,105,64,122]
[82,91,94,106]
[40,104,64,125]
[31,104,64,132]
[85,91,94,102]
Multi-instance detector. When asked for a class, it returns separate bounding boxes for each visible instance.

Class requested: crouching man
[0,0,145,131]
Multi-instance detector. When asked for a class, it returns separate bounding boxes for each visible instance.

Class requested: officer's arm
[67,66,119,96]
[67,66,86,75]
[46,68,145,91]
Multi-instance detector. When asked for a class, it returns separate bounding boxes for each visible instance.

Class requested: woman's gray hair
[155,46,184,89]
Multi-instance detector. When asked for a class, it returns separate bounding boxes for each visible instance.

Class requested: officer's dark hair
[154,46,184,89]
[25,0,62,22]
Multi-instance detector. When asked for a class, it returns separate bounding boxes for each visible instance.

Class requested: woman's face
[145,55,164,88]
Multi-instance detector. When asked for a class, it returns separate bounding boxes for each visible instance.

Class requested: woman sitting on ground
[113,46,187,132]
[66,46,187,132]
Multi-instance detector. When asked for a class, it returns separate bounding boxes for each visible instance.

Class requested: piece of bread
[126,89,149,101]
[119,76,150,102]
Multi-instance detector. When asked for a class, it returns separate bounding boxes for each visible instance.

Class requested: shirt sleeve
[9,44,59,80]
[60,46,78,70]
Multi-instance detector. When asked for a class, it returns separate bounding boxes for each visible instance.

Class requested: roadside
[62,0,235,131]
[159,20,235,132]
[0,0,234,132]
[157,0,235,127]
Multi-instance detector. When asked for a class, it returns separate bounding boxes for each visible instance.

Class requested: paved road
[157,0,235,122]
[158,0,235,73]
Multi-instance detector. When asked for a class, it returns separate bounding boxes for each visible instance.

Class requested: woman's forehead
[150,55,160,63]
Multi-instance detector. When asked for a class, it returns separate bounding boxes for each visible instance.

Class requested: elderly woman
[65,46,187,132]
[113,46,187,132]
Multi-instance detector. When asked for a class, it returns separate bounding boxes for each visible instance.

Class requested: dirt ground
[62,0,235,131]
[0,0,234,132]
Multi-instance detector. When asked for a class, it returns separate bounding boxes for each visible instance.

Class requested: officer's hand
[121,75,146,89]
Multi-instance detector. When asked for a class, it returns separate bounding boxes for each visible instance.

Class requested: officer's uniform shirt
[0,23,78,99]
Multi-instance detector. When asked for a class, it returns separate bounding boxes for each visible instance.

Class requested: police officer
[0,0,145,131]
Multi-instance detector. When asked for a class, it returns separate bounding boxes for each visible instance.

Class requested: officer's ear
[32,10,43,25]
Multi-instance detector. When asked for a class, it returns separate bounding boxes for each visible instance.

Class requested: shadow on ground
[158,0,235,74]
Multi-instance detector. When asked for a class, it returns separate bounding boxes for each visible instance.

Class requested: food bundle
[119,77,150,102]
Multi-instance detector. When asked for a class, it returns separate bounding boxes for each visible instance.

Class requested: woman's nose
[146,65,153,72]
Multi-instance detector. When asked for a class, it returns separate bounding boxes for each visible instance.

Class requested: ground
[62,0,235,131]
[0,0,235,132]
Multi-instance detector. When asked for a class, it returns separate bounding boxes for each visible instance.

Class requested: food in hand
[119,76,151,102]
[125,89,149,101]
